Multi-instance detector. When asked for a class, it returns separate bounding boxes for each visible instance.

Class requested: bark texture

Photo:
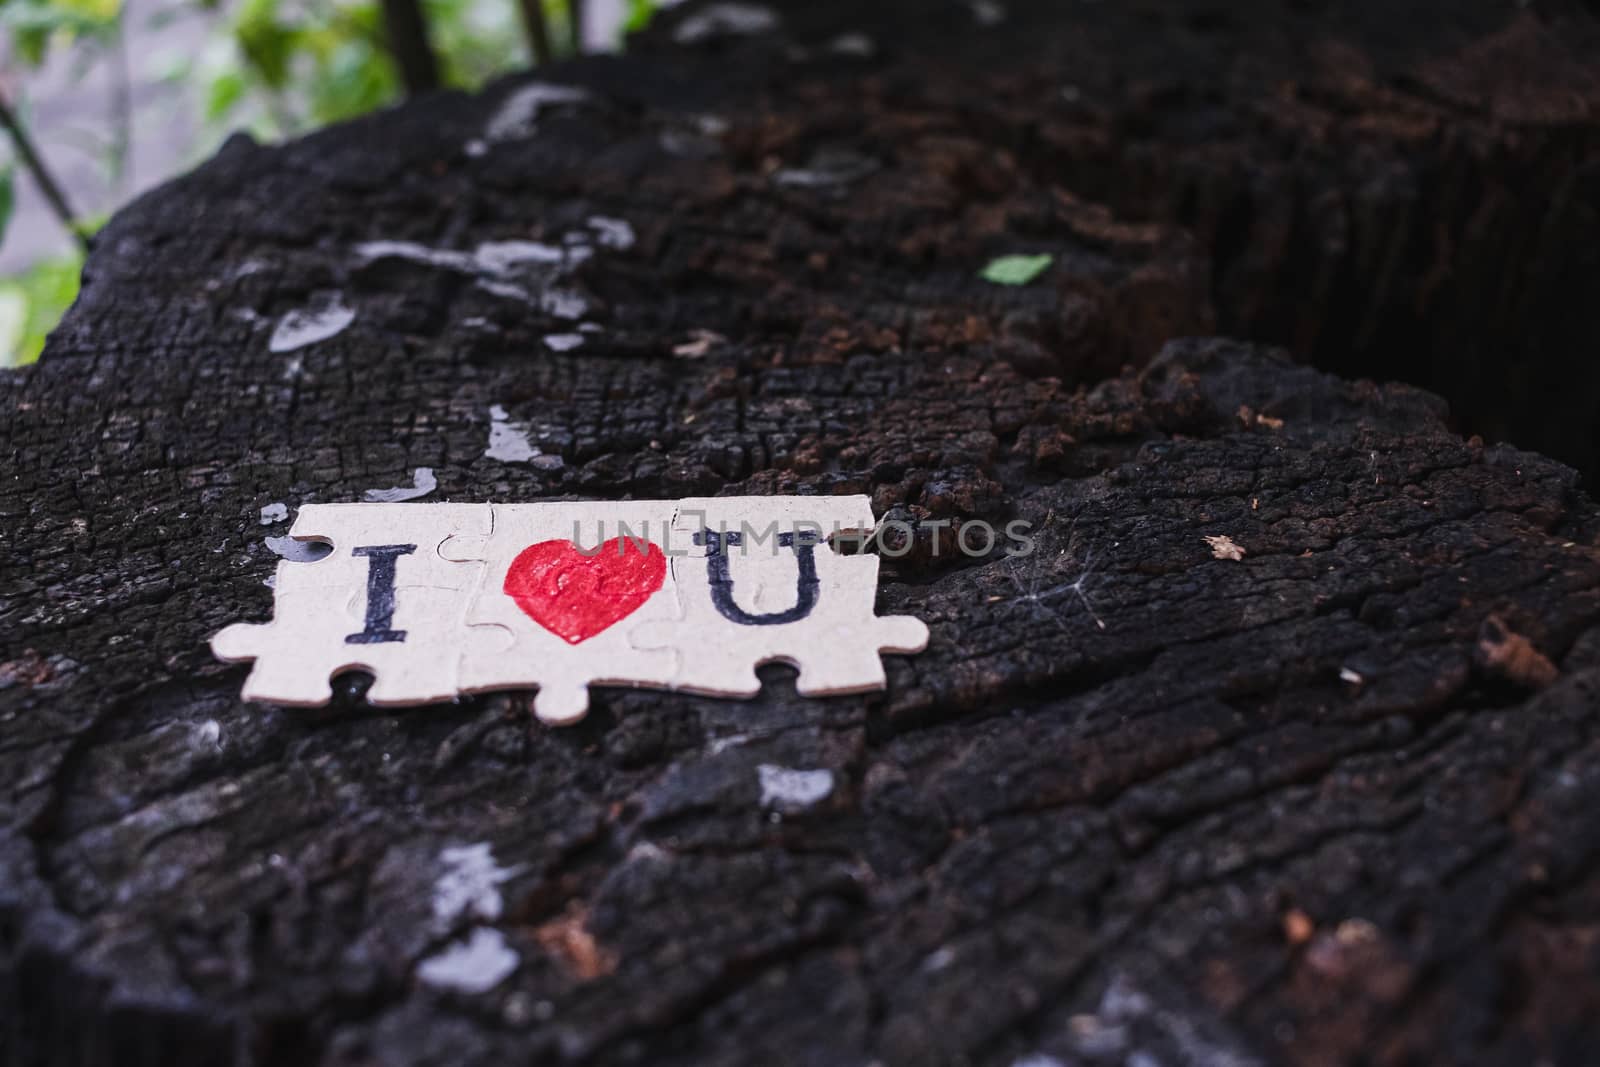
[4,2,1600,1065]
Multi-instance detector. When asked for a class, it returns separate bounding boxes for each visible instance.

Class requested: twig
[0,87,88,252]
[518,0,554,65]
[379,0,441,95]
[110,13,133,193]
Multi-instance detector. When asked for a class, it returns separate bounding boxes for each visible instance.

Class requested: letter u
[695,529,819,625]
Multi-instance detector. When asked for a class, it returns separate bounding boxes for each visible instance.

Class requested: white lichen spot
[827,32,876,57]
[695,114,730,136]
[626,841,670,864]
[485,406,563,469]
[757,764,834,811]
[477,279,533,302]
[432,842,520,926]
[674,2,779,44]
[586,216,636,250]
[672,329,724,358]
[485,404,540,464]
[1204,534,1246,561]
[193,720,223,750]
[417,928,519,994]
[544,332,585,352]
[264,536,333,563]
[356,239,579,276]
[541,288,589,320]
[484,82,591,144]
[1339,666,1364,686]
[707,731,751,755]
[1081,973,1262,1067]
[356,240,592,319]
[354,240,475,272]
[773,149,878,188]
[259,502,288,525]
[269,298,355,353]
[364,467,437,503]
[475,239,576,272]
[969,0,1006,26]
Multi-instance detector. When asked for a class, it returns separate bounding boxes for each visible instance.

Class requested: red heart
[502,538,667,645]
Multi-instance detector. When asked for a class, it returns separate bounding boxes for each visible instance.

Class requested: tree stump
[5,2,1600,1064]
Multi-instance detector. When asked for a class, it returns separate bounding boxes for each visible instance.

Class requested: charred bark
[3,2,1600,1066]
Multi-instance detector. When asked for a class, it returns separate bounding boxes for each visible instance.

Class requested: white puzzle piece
[211,497,929,724]
[212,503,490,705]
[456,501,684,726]
[632,496,929,699]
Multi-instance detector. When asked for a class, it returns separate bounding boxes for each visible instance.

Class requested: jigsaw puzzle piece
[643,496,927,699]
[211,503,491,706]
[458,500,684,725]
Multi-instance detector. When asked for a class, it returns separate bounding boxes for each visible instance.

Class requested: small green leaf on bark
[980,253,1052,285]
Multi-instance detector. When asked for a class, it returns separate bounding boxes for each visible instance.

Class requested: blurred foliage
[1,0,123,66]
[0,0,661,365]
[184,0,533,137]
[623,0,657,33]
[0,253,80,365]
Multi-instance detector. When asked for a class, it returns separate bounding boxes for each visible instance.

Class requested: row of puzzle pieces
[212,497,929,724]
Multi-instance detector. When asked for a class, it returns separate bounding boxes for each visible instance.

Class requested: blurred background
[0,0,651,366]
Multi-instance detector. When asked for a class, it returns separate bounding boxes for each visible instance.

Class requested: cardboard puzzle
[212,497,929,725]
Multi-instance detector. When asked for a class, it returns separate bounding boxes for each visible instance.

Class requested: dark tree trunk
[568,0,585,55]
[380,0,441,95]
[4,2,1600,1066]
[519,0,554,66]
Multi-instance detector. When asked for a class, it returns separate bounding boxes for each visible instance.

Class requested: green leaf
[0,254,84,368]
[623,0,658,34]
[204,69,247,122]
[307,37,397,125]
[981,253,1053,286]
[423,0,522,89]
[14,24,48,65]
[74,211,110,237]
[233,0,298,89]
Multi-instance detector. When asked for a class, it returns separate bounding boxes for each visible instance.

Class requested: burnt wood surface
[5,2,1600,1064]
